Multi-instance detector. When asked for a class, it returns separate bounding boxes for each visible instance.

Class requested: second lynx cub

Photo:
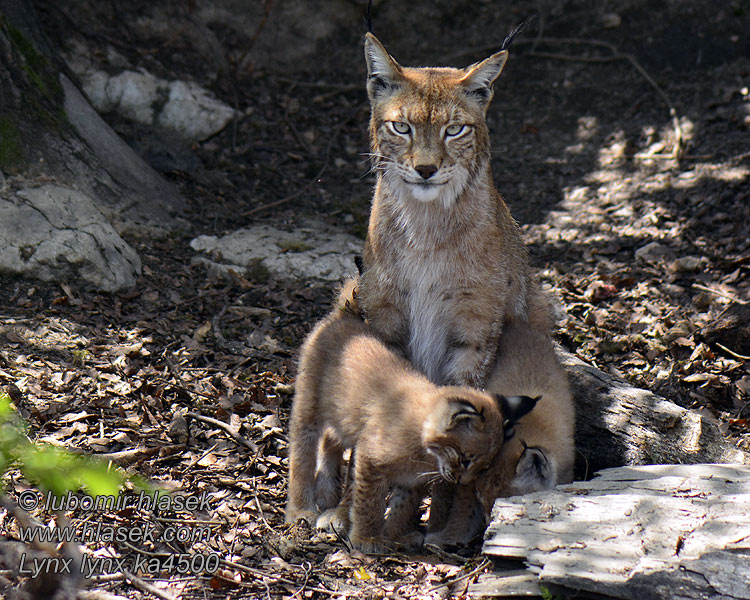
[286,303,537,553]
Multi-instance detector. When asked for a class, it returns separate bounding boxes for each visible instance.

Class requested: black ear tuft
[364,0,374,34]
[500,16,533,52]
[466,86,491,102]
[496,394,540,427]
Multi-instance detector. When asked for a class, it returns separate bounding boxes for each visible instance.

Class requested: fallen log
[556,349,748,475]
[472,464,750,600]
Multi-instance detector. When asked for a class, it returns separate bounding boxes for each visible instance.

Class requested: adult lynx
[356,32,576,520]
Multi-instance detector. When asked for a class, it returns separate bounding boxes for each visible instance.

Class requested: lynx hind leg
[424,484,485,548]
[383,486,425,550]
[313,429,345,511]
[316,452,354,534]
[286,425,322,525]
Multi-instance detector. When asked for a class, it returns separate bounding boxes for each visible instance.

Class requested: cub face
[423,392,540,486]
[364,33,508,208]
[423,392,503,485]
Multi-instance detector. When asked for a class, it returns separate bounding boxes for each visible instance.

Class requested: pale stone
[190,223,362,282]
[80,69,235,142]
[0,184,141,292]
[634,242,675,264]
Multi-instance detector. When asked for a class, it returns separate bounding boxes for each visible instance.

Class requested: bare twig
[715,343,750,361]
[692,283,748,305]
[96,444,184,466]
[252,476,273,532]
[427,558,491,592]
[121,568,176,600]
[186,412,259,452]
[218,559,357,596]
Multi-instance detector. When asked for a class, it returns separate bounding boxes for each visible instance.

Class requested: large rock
[190,223,362,282]
[79,69,235,143]
[0,184,141,292]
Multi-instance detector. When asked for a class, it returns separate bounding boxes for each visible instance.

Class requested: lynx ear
[496,394,540,440]
[446,398,485,431]
[364,32,403,102]
[460,50,508,109]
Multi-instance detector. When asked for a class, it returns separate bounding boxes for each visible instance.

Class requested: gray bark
[558,349,748,476]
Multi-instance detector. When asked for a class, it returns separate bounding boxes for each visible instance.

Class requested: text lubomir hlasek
[42,490,212,512]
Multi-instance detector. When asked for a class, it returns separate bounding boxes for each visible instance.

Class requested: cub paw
[316,506,351,535]
[285,508,319,526]
[393,530,424,551]
[336,277,362,318]
[349,534,386,555]
[511,446,557,494]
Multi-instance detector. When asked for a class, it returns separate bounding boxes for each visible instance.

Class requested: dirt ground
[1,1,749,598]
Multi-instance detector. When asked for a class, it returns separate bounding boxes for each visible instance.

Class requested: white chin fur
[409,184,444,203]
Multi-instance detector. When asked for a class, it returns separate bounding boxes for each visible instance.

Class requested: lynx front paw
[511,446,557,494]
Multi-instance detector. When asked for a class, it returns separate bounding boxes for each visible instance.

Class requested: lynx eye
[445,124,466,137]
[390,121,411,135]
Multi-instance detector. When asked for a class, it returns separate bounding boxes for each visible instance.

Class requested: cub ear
[496,394,540,440]
[364,32,404,102]
[460,50,508,109]
[446,398,485,431]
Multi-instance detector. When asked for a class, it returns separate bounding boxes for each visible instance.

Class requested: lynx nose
[415,164,438,179]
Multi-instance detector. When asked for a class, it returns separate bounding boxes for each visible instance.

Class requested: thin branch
[186,412,259,452]
[692,283,748,305]
[715,342,750,362]
[427,558,491,592]
[121,568,176,600]
[218,559,358,597]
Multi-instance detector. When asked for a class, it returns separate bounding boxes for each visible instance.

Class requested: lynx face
[365,33,508,210]
[426,442,488,486]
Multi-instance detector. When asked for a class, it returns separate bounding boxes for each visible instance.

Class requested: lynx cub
[285,301,537,553]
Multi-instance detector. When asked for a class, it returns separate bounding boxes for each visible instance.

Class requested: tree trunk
[558,348,748,477]
[0,0,185,291]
